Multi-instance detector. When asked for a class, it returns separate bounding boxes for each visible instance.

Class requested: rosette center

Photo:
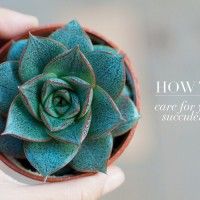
[41,78,81,121]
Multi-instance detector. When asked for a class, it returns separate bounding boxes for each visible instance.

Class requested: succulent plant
[0,20,140,177]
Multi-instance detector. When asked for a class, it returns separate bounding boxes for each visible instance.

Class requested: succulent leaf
[63,76,93,118]
[0,61,20,114]
[125,68,135,100]
[93,45,118,54]
[39,105,74,132]
[112,96,140,136]
[0,135,24,158]
[49,110,91,145]
[0,115,5,132]
[43,47,95,86]
[19,35,67,83]
[0,117,24,158]
[71,134,113,173]
[50,20,93,54]
[41,78,72,104]
[19,73,57,120]
[42,94,59,118]
[2,95,50,142]
[45,91,70,116]
[24,140,79,176]
[88,86,124,138]
[122,85,132,97]
[7,39,28,61]
[59,93,81,119]
[86,51,125,99]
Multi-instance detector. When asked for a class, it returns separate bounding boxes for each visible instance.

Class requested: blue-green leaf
[19,73,56,120]
[112,96,140,136]
[88,86,124,138]
[42,94,59,118]
[44,46,95,86]
[0,117,23,157]
[60,93,81,119]
[24,140,79,176]
[7,39,28,61]
[63,76,93,118]
[53,90,71,116]
[49,110,91,145]
[39,105,74,132]
[0,135,24,158]
[122,85,132,97]
[19,35,67,83]
[41,78,72,105]
[50,20,93,54]
[71,134,113,173]
[85,51,125,99]
[93,45,118,54]
[0,115,5,132]
[0,61,20,114]
[2,95,50,142]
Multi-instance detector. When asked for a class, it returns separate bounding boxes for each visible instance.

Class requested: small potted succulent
[0,20,140,182]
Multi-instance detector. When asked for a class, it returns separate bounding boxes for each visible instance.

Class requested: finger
[8,166,124,200]
[0,8,38,39]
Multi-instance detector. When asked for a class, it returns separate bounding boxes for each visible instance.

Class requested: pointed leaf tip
[50,20,93,53]
[19,35,67,83]
[85,51,125,99]
[44,47,95,86]
[112,96,140,137]
[88,86,124,138]
[63,76,93,117]
[40,104,74,132]
[19,73,56,120]
[24,140,79,176]
[49,110,91,145]
[71,134,113,173]
[3,95,50,142]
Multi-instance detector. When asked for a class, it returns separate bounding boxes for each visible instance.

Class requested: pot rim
[0,24,141,183]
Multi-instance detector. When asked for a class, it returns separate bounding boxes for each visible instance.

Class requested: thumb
[0,8,38,39]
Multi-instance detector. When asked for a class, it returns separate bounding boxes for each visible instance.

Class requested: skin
[0,8,125,200]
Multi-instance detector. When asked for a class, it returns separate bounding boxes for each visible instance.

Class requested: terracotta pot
[0,24,141,183]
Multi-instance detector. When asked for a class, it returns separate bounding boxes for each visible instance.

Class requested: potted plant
[0,20,140,182]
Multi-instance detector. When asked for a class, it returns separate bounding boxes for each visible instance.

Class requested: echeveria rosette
[0,20,140,177]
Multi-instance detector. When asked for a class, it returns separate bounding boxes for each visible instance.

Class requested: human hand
[0,163,124,200]
[0,8,125,200]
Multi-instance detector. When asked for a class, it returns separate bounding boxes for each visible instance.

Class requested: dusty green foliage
[0,20,140,176]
